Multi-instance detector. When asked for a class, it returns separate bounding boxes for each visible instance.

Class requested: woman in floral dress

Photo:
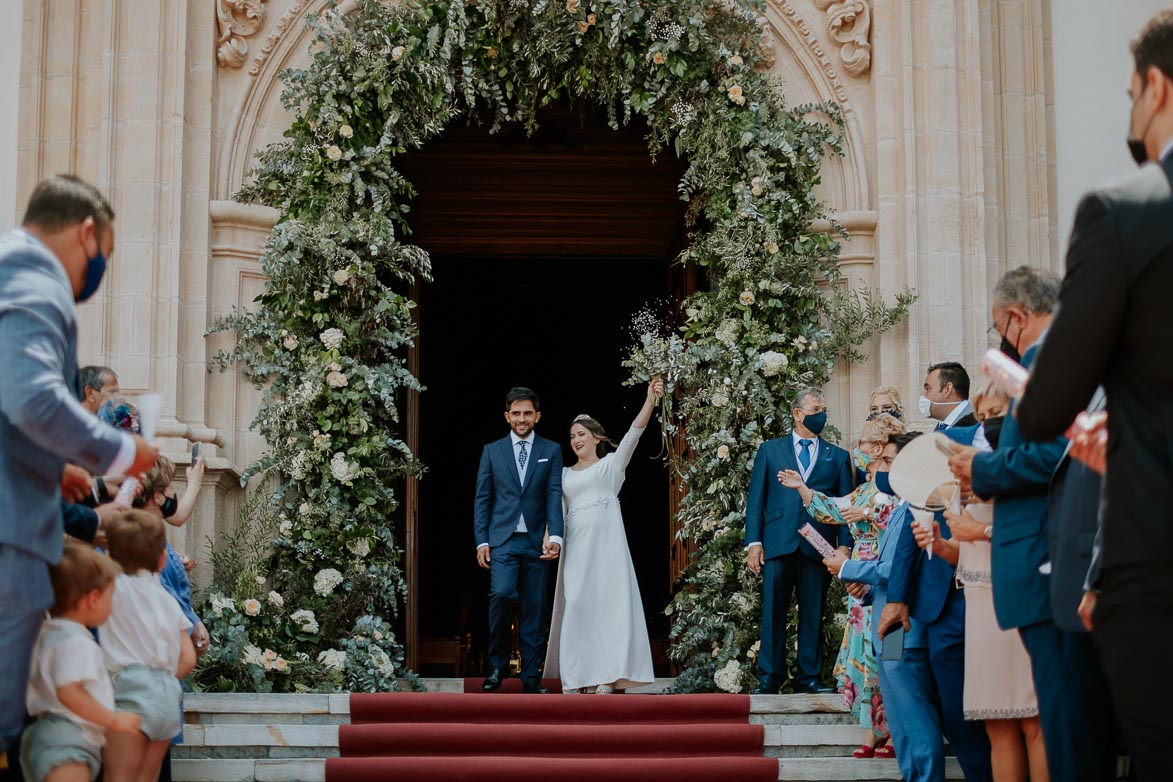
[780,416,905,758]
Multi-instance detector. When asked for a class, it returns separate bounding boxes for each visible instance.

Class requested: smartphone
[191,443,201,461]
[881,626,905,662]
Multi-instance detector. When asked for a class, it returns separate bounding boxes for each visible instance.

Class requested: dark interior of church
[397,106,688,676]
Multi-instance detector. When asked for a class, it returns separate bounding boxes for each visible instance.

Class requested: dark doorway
[398,107,687,677]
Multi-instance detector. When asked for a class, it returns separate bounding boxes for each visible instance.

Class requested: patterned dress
[805,482,894,738]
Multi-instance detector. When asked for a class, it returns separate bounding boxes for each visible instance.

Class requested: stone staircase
[173,680,966,782]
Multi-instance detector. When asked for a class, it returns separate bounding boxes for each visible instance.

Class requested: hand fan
[888,432,961,559]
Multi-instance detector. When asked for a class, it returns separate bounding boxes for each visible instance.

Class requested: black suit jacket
[1017,154,1173,570]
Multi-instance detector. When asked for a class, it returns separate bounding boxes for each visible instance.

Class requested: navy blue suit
[745,435,853,689]
[474,434,563,680]
[887,422,991,782]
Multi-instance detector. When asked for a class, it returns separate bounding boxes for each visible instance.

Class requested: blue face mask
[801,410,827,436]
[76,247,106,303]
[852,448,872,472]
[874,470,894,497]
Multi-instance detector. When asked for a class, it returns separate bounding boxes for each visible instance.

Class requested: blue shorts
[20,714,101,781]
[112,665,182,742]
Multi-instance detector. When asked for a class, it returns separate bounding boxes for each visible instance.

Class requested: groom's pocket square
[538,458,550,463]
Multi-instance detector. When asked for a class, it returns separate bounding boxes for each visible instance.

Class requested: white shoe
[595,683,614,695]
[563,687,581,695]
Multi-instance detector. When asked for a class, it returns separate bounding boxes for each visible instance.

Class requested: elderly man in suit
[745,386,854,695]
[829,432,945,782]
[0,175,158,755]
[1014,12,1173,778]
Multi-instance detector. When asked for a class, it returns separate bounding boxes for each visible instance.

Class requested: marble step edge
[180,723,868,749]
[185,690,844,716]
[172,757,966,782]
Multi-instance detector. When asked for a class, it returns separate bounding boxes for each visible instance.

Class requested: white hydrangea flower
[320,328,344,350]
[348,537,371,558]
[714,659,743,693]
[759,351,788,377]
[715,319,739,346]
[711,389,729,408]
[314,568,344,596]
[291,609,319,634]
[330,452,359,485]
[313,432,332,450]
[243,599,262,617]
[267,591,284,608]
[318,648,346,671]
[326,145,342,161]
[770,281,784,295]
[391,45,405,61]
[210,596,236,618]
[278,519,293,537]
[282,333,299,350]
[739,290,755,306]
[299,502,312,516]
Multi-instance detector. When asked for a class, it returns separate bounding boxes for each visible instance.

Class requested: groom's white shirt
[474,431,563,551]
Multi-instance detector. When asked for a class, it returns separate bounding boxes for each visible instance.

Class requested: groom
[474,387,564,693]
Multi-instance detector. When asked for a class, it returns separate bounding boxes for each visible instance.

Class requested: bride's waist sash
[566,496,620,518]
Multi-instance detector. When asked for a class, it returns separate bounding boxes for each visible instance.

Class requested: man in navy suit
[947,267,1067,779]
[474,387,563,693]
[879,371,992,782]
[745,387,854,694]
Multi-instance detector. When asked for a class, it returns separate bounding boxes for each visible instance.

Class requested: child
[22,542,141,782]
[99,511,195,782]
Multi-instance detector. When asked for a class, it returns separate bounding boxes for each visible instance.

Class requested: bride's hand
[648,378,665,401]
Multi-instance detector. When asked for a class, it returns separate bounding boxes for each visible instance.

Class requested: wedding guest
[0,175,158,760]
[781,415,905,756]
[866,385,905,422]
[21,542,141,782]
[1014,13,1173,779]
[544,380,663,694]
[79,366,119,416]
[745,387,854,695]
[946,267,1066,781]
[920,363,977,431]
[837,433,946,782]
[920,382,1048,782]
[99,510,195,782]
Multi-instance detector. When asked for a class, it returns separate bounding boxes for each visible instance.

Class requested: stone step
[173,759,326,782]
[777,757,966,781]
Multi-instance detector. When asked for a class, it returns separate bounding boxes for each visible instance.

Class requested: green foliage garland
[204,0,912,693]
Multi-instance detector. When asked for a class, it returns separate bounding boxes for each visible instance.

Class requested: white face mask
[920,395,962,421]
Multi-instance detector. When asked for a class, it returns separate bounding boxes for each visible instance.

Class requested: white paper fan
[888,432,960,512]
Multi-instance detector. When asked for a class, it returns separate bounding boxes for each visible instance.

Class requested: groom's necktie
[518,440,529,475]
[798,439,813,472]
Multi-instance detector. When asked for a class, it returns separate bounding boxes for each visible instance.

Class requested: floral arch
[201,0,910,694]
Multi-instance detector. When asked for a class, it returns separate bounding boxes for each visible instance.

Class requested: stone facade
[3,0,1165,585]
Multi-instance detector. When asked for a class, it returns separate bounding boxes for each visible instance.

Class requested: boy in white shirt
[99,511,195,782]
[22,542,142,782]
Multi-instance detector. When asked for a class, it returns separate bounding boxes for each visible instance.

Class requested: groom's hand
[540,541,561,560]
[477,546,491,569]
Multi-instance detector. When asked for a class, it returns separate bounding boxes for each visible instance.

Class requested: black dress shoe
[793,681,834,694]
[482,669,503,691]
[521,679,549,694]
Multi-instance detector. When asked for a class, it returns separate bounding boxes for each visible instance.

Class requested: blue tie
[518,441,528,474]
[935,421,948,432]
[798,439,812,472]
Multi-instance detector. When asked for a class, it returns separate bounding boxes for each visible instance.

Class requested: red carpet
[329,684,777,782]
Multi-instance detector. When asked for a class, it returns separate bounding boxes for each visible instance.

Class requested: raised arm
[168,457,206,528]
[613,379,664,471]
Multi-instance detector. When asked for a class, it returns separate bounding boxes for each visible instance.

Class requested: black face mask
[999,335,1021,365]
[981,416,1005,450]
[1129,138,1149,166]
[160,495,178,518]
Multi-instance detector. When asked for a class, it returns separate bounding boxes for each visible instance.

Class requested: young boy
[99,511,195,782]
[22,542,141,782]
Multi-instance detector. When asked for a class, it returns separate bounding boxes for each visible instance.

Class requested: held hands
[108,711,143,736]
[540,541,561,561]
[746,545,764,575]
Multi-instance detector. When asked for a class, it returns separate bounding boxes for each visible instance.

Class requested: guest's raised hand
[778,469,804,489]
[186,456,206,487]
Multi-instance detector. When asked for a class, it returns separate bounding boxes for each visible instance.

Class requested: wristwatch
[983,525,993,541]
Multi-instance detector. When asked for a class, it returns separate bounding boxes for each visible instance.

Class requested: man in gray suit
[0,175,158,755]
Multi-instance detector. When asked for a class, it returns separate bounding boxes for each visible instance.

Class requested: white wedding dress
[544,425,655,691]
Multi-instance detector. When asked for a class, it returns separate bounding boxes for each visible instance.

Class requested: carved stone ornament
[217,0,268,69]
[813,0,872,77]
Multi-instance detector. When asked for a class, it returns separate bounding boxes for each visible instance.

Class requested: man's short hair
[992,265,1060,316]
[505,387,540,412]
[48,541,122,617]
[928,361,971,400]
[1132,10,1173,83]
[104,510,167,574]
[792,387,825,411]
[22,175,115,234]
[889,432,923,454]
[80,365,115,394]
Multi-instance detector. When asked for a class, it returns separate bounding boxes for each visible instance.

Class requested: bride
[544,379,664,694]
